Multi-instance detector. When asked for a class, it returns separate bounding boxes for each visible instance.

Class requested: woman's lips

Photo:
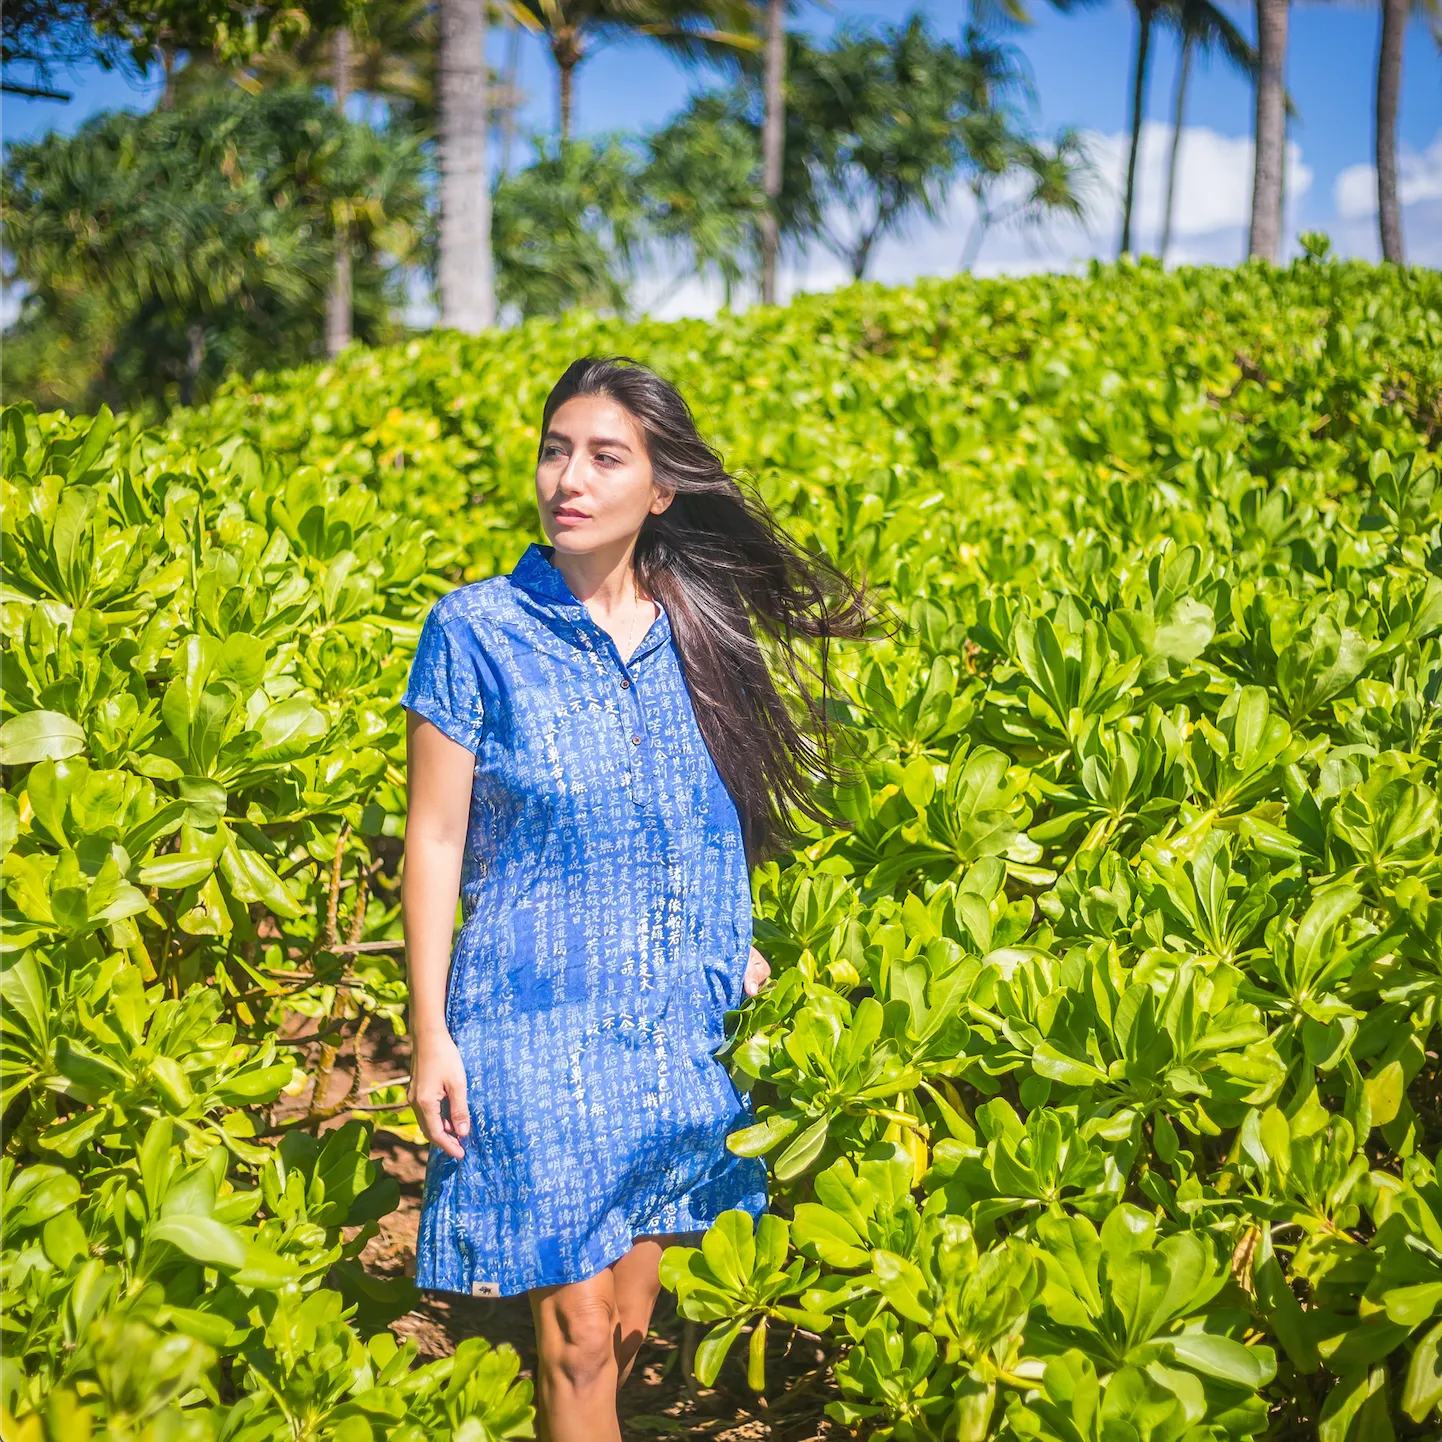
[553,509,589,522]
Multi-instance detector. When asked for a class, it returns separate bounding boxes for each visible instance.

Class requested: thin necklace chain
[618,584,657,661]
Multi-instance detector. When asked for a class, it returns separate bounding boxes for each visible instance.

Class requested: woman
[400,355,881,1441]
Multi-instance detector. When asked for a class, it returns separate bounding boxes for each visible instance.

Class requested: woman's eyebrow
[541,430,633,453]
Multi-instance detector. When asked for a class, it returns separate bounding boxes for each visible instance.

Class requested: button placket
[622,658,648,806]
[579,620,652,804]
[571,606,669,806]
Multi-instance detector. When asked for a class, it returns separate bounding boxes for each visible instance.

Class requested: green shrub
[5,255,1442,1437]
[1,405,532,1438]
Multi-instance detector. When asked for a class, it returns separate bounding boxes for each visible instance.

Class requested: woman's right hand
[409,1030,471,1160]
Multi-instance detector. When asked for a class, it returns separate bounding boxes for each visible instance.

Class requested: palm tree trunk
[960,183,991,271]
[1248,0,1289,261]
[1120,0,1156,258]
[559,57,575,141]
[438,0,495,332]
[1160,29,1192,266]
[759,0,786,306]
[852,215,885,281]
[1375,0,1406,264]
[326,27,353,357]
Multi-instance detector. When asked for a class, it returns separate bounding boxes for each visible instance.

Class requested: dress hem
[414,1188,769,1300]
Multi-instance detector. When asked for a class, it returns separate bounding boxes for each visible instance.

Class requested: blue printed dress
[401,540,768,1297]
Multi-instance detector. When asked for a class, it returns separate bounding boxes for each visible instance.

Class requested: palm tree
[962,0,1135,255]
[181,0,439,123]
[502,0,760,141]
[790,14,985,282]
[1118,0,1161,256]
[438,0,495,330]
[758,0,785,304]
[175,0,499,334]
[493,134,644,315]
[1157,0,1255,264]
[254,0,495,333]
[1248,0,1289,260]
[643,93,764,308]
[951,23,1094,270]
[1376,0,1407,260]
[1374,0,1441,262]
[326,26,353,355]
[961,123,1097,269]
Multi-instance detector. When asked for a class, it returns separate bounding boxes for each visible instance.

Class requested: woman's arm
[401,710,477,1160]
[743,946,771,996]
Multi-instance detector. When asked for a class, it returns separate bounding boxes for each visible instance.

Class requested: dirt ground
[275,1011,842,1441]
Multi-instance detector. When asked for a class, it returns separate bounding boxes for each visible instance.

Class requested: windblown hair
[539,354,899,869]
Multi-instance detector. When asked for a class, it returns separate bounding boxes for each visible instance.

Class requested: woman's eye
[595,453,618,466]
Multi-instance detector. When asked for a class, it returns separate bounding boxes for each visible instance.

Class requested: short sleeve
[401,605,487,754]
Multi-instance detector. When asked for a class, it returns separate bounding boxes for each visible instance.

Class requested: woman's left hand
[743,945,771,997]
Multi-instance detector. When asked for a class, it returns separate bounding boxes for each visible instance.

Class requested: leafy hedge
[1,410,532,1437]
[4,252,1442,1439]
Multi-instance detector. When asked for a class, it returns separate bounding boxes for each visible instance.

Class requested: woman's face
[536,394,672,555]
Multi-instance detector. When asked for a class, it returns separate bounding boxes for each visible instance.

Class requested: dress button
[631,735,642,745]
[620,677,631,689]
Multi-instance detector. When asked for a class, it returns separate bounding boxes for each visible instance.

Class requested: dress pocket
[701,909,750,1031]
[702,962,733,1017]
[501,901,554,1011]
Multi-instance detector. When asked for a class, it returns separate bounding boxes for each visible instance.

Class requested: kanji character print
[402,540,768,1297]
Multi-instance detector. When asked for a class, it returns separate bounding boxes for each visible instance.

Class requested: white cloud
[1335,163,1374,219]
[633,270,732,320]
[1334,132,1442,218]
[839,121,1314,285]
[624,121,1315,319]
[1329,196,1442,267]
[577,123,1442,325]
[789,120,1318,290]
[1080,120,1312,241]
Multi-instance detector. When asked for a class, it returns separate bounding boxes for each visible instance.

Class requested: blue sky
[3,1,1439,313]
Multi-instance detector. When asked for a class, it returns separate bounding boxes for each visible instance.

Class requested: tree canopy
[1,0,348,97]
[2,82,428,411]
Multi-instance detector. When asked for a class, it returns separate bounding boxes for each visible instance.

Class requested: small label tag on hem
[471,1280,502,1298]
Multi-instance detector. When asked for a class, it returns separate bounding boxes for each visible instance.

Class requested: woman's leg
[610,1232,687,1388]
[528,1270,624,1442]
[527,1232,691,1439]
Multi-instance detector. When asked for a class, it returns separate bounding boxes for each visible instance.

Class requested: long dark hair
[539,354,898,869]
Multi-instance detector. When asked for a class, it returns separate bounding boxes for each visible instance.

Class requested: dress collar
[511,541,581,608]
[510,541,671,655]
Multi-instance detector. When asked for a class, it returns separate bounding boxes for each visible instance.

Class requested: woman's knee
[539,1289,620,1391]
